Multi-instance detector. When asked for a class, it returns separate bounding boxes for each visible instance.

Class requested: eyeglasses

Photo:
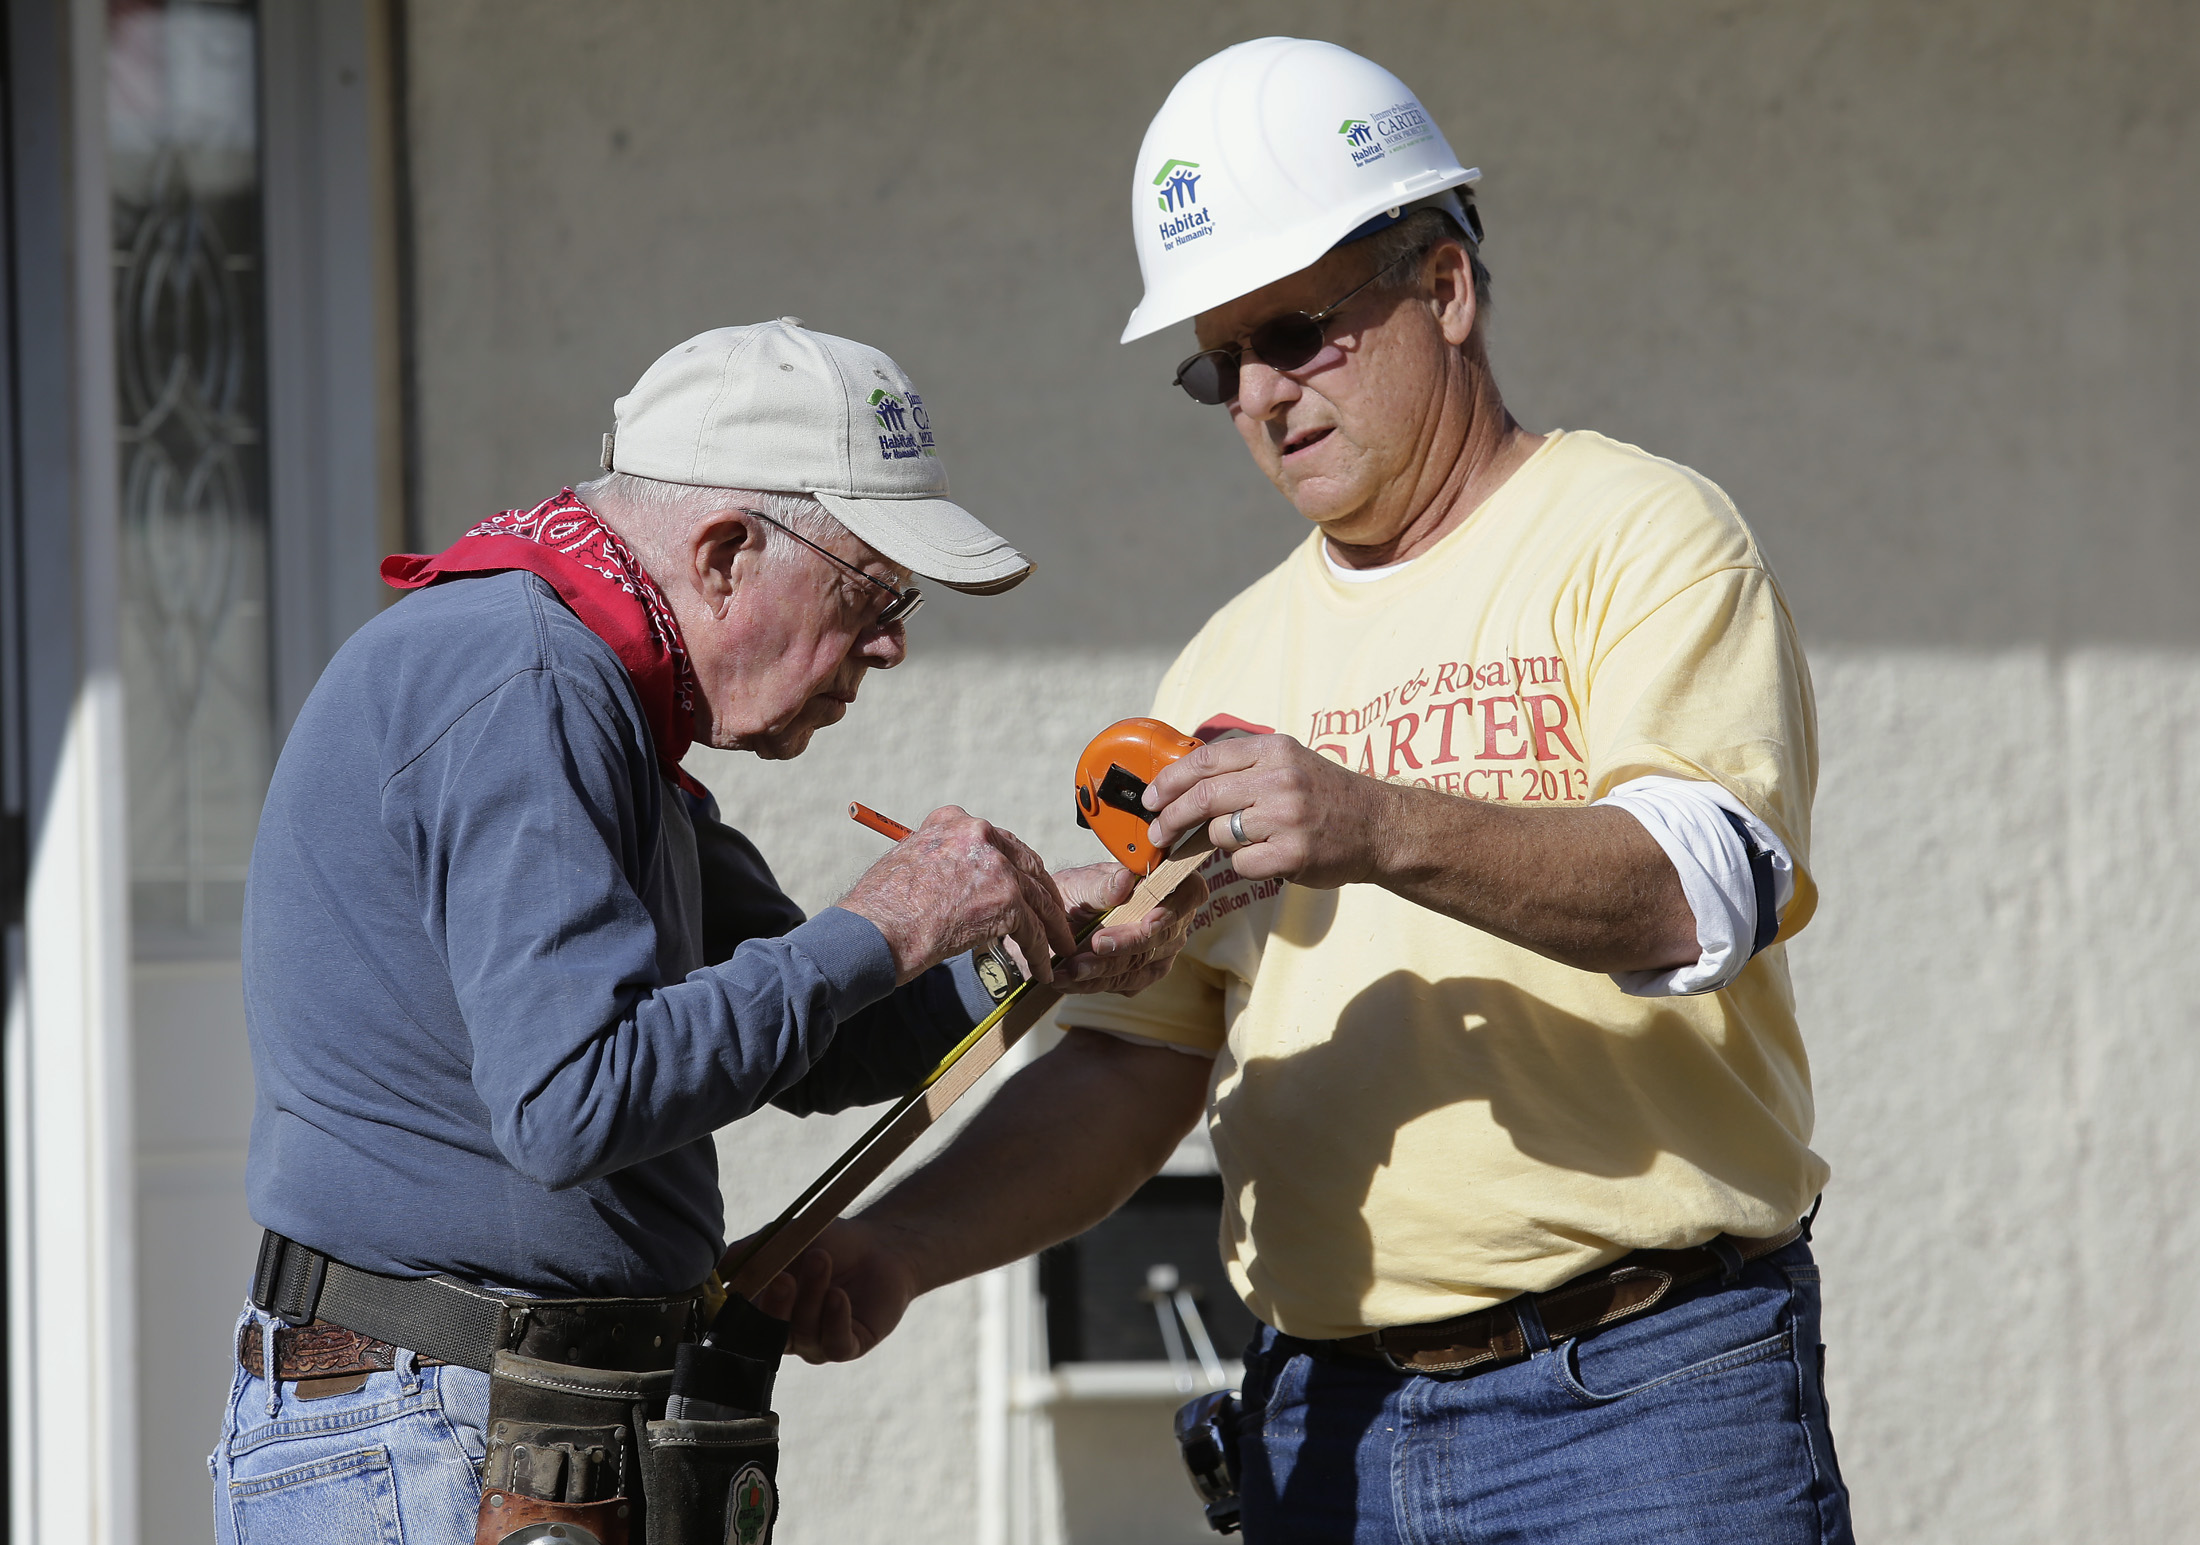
[745,509,924,627]
[1171,254,1410,406]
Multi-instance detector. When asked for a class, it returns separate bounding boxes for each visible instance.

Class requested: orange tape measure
[1073,717,1204,875]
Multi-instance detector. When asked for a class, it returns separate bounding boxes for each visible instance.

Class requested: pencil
[849,802,914,842]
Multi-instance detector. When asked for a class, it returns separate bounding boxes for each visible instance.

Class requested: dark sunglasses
[1171,254,1410,406]
[745,509,924,626]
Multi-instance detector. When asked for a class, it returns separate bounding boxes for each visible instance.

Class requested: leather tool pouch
[475,1352,669,1545]
[475,1351,780,1545]
[637,1292,785,1544]
[640,1412,779,1545]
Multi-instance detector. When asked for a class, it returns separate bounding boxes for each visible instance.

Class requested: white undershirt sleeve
[1595,775,1796,999]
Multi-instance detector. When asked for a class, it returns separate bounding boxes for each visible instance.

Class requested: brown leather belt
[239,1317,444,1382]
[1331,1222,1805,1376]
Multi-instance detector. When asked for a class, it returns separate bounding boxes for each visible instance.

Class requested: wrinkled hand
[1047,862,1205,996]
[1143,733,1393,889]
[740,1218,922,1365]
[839,807,1076,985]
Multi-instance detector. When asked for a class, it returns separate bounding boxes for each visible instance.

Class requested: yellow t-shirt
[1064,430,1829,1340]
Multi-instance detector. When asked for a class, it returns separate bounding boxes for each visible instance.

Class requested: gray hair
[574,471,849,577]
[1353,203,1493,313]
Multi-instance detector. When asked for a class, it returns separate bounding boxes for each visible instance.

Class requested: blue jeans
[209,1308,490,1544]
[1237,1240,1852,1544]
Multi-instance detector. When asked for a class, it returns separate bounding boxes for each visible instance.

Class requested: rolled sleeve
[1597,775,1796,998]
[1583,563,1819,942]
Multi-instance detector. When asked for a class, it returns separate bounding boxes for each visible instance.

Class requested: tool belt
[249,1229,702,1373]
[249,1231,781,1545]
[1330,1222,1805,1376]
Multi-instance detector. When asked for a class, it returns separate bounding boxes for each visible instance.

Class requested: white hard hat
[604,320,1031,594]
[1121,38,1481,344]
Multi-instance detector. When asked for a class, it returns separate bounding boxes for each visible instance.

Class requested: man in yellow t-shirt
[769,39,1852,1545]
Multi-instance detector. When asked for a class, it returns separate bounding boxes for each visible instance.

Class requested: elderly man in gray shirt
[216,320,1199,1545]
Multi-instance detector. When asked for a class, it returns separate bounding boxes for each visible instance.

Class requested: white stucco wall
[402,2,2200,1540]
[1800,647,2200,1540]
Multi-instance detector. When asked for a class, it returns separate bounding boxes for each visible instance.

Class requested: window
[108,0,275,946]
[1039,1174,1260,1368]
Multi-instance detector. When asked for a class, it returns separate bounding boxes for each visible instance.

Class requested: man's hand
[1142,731,1700,972]
[839,807,1077,985]
[1048,862,1205,995]
[745,1218,923,1364]
[1142,733,1392,889]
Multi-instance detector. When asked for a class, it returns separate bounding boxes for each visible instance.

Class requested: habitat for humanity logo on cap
[1151,158,1213,253]
[869,387,935,460]
[1342,101,1437,170]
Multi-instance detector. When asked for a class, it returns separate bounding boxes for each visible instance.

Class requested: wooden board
[725,850,1208,1300]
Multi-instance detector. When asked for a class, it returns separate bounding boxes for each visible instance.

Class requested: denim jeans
[209,1307,490,1545]
[1237,1240,1852,1544]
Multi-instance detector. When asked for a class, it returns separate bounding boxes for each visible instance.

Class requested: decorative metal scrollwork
[119,150,256,733]
[111,5,273,940]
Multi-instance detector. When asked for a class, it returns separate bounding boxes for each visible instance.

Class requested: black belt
[250,1230,704,1375]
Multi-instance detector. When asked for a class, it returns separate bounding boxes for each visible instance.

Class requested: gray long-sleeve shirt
[242,569,989,1296]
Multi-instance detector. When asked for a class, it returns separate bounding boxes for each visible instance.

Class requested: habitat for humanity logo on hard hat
[1338,119,1383,167]
[869,388,935,460]
[1151,158,1214,253]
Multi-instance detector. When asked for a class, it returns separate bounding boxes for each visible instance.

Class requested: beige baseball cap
[601,319,1032,594]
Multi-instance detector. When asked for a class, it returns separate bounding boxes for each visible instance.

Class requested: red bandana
[381,491,706,792]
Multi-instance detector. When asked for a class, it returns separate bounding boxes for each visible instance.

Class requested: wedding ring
[1229,808,1249,846]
